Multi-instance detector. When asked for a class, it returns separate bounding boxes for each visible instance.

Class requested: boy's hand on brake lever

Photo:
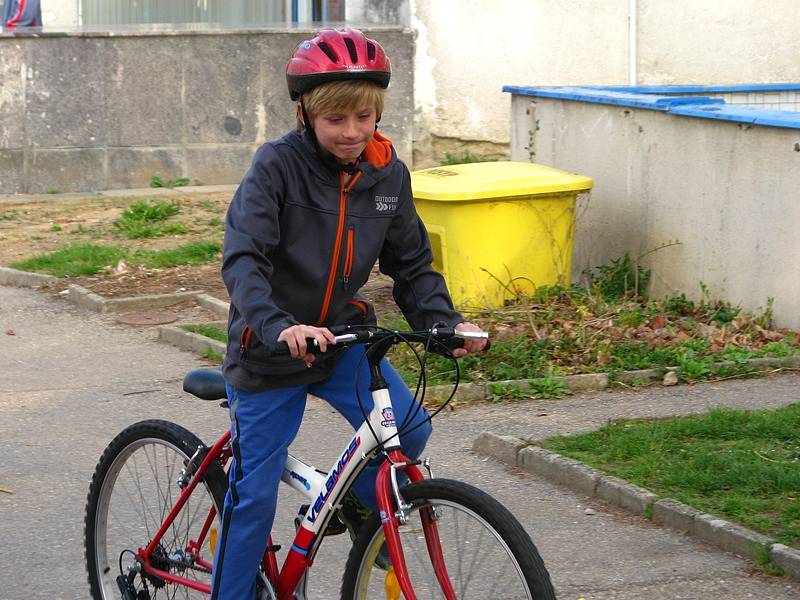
[278,324,336,365]
[453,322,488,357]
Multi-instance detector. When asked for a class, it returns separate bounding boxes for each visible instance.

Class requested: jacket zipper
[315,171,362,326]
[342,226,355,290]
[240,325,252,358]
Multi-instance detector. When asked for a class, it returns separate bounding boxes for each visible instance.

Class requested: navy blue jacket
[221,129,462,390]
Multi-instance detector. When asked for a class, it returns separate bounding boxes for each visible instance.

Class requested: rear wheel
[341,478,556,599]
[85,420,227,599]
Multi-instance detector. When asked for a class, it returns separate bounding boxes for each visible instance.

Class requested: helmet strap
[298,99,313,132]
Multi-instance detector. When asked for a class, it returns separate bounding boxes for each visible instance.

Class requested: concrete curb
[196,293,230,320]
[65,284,200,313]
[473,432,800,578]
[0,266,56,287]
[770,544,800,579]
[97,187,182,198]
[596,475,659,516]
[2,265,797,389]
[159,325,227,357]
[0,183,238,204]
[451,355,800,400]
[692,512,774,561]
[174,184,238,194]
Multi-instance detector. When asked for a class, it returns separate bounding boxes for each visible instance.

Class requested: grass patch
[377,278,799,395]
[202,347,224,364]
[133,241,220,268]
[9,241,220,277]
[150,176,190,189]
[9,243,128,277]
[182,324,227,343]
[542,405,800,549]
[114,199,187,239]
[487,377,571,402]
[442,150,482,165]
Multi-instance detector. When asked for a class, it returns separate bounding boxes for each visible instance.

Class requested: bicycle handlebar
[263,325,489,358]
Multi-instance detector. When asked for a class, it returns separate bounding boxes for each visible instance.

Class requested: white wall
[34,0,800,163]
[638,1,800,84]
[412,0,800,163]
[42,0,78,26]
[510,94,800,329]
[412,0,629,153]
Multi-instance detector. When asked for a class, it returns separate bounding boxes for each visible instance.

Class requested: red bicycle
[84,325,556,599]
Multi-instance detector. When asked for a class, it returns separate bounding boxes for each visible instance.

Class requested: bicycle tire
[85,419,227,599]
[341,478,556,599]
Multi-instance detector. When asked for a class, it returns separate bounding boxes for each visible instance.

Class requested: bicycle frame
[133,364,455,599]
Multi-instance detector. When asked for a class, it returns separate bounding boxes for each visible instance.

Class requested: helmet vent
[366,42,376,62]
[343,37,358,63]
[318,42,339,63]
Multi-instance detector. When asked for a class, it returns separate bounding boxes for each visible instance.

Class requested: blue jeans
[210,346,432,599]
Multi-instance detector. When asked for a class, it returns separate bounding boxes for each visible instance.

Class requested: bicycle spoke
[124,453,157,537]
[347,488,543,600]
[88,425,225,600]
[460,510,492,596]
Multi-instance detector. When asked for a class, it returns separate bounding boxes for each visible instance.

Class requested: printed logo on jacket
[374,195,399,213]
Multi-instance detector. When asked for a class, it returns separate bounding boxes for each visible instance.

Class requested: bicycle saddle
[183,368,227,401]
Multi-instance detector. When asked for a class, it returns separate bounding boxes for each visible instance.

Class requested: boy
[212,28,486,599]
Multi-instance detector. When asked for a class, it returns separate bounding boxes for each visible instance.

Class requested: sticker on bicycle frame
[380,407,396,428]
[289,470,312,491]
[307,436,362,524]
[380,509,390,524]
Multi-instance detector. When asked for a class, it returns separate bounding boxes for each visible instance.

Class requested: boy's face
[310,106,377,165]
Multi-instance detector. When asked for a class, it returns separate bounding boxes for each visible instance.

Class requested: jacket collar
[362,130,393,168]
[291,129,396,186]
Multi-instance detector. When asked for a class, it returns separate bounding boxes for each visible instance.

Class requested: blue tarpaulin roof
[502,85,800,130]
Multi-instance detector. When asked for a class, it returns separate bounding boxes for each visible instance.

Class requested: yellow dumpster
[411,161,593,309]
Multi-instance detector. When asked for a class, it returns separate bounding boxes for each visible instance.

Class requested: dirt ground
[0,191,397,314]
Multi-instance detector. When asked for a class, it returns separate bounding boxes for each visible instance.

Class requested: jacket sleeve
[222,144,299,344]
[379,166,464,329]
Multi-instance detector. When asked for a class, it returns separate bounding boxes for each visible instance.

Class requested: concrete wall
[23,1,800,168]
[0,27,413,193]
[637,2,800,85]
[410,0,800,166]
[411,0,629,165]
[509,94,800,329]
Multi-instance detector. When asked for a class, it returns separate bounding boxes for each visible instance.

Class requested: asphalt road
[2,285,799,599]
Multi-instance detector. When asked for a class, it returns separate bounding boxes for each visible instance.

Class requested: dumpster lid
[411,161,593,201]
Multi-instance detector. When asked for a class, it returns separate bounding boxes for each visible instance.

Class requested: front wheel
[341,478,556,599]
[84,419,228,599]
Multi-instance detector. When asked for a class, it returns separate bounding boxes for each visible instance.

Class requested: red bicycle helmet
[286,28,391,100]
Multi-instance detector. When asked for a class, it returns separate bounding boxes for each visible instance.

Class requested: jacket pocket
[335,295,376,328]
[240,325,253,358]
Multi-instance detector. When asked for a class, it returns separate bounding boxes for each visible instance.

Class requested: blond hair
[299,80,385,128]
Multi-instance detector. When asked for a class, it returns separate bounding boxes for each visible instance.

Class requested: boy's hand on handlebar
[453,322,488,357]
[278,324,336,364]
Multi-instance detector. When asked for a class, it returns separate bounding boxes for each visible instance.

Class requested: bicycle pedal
[323,512,347,536]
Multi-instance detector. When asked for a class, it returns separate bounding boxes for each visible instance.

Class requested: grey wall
[0,27,413,193]
[509,94,800,329]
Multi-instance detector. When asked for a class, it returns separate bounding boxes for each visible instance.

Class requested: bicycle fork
[376,451,457,600]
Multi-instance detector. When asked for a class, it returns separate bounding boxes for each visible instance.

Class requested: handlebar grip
[262,337,340,358]
[432,333,491,356]
[262,341,291,357]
